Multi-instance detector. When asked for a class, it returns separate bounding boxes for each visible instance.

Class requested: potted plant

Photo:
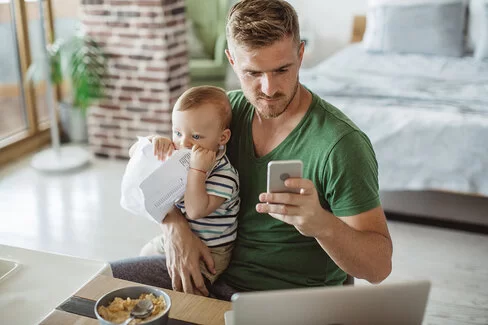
[26,30,107,142]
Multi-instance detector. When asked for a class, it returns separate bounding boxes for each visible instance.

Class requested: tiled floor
[1,145,487,324]
[0,146,160,261]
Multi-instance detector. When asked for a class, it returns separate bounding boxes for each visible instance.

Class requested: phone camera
[280,173,290,181]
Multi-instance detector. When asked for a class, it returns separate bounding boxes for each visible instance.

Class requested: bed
[300,7,488,227]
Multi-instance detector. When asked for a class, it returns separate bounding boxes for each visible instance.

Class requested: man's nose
[260,73,278,97]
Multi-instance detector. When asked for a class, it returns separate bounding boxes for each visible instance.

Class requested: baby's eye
[174,131,182,137]
[192,134,201,140]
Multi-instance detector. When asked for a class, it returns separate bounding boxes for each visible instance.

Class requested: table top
[40,274,232,325]
[0,244,111,324]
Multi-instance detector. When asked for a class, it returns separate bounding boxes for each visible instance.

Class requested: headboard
[351,15,366,43]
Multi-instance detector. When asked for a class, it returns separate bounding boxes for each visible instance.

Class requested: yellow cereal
[98,293,166,324]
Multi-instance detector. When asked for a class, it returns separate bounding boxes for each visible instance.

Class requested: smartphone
[267,160,303,193]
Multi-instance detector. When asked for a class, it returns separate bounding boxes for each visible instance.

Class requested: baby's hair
[174,86,232,129]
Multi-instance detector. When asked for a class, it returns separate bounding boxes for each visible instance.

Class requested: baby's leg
[140,234,166,257]
[201,243,234,283]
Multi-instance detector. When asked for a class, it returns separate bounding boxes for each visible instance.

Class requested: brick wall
[80,0,189,159]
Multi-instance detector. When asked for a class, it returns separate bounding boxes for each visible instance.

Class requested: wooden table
[40,275,232,325]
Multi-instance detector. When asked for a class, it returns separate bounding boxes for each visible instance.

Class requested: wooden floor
[0,146,487,324]
[359,221,488,324]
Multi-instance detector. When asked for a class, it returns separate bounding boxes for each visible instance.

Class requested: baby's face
[172,103,225,151]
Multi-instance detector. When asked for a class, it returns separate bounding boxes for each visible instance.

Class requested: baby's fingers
[163,143,174,160]
[154,140,171,161]
[191,144,202,152]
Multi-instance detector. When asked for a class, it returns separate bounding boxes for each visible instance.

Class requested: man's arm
[315,206,392,283]
[160,207,216,295]
[256,179,392,283]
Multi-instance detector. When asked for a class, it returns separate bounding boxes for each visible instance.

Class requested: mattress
[300,44,488,196]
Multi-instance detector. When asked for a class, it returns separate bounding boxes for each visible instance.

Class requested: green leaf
[25,27,108,112]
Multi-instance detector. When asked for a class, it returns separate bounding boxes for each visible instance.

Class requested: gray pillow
[364,1,466,57]
[474,2,488,60]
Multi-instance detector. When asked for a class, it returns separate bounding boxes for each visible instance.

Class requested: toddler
[132,86,240,285]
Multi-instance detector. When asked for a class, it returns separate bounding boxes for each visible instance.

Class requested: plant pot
[59,102,88,143]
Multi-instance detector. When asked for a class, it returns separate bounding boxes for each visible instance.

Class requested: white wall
[288,0,368,67]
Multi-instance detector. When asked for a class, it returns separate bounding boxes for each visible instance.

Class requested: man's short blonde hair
[226,0,300,49]
[174,86,232,129]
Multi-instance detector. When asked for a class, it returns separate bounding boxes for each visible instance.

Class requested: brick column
[80,0,188,159]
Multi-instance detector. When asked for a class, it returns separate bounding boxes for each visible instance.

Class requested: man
[112,0,392,300]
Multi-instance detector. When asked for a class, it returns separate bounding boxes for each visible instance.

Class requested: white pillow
[369,0,461,5]
[474,1,488,59]
[364,0,467,57]
[467,0,486,52]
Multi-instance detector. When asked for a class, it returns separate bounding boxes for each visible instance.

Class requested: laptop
[225,280,431,325]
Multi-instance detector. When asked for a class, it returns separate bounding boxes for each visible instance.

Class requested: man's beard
[253,79,299,119]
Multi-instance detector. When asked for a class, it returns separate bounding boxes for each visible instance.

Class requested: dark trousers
[110,255,239,301]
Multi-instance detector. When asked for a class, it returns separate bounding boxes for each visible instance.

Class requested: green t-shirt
[221,89,381,291]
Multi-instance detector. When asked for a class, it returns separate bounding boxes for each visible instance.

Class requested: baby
[134,86,240,286]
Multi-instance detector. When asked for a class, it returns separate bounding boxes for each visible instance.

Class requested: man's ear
[298,41,305,65]
[225,49,234,66]
[220,128,231,145]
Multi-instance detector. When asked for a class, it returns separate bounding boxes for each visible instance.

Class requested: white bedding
[301,44,488,196]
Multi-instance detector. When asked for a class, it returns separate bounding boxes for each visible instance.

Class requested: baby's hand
[151,136,175,161]
[190,145,216,173]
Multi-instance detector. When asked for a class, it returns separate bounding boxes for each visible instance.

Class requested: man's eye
[174,131,181,137]
[277,69,288,74]
[192,134,201,140]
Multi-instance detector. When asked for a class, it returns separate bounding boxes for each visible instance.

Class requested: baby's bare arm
[184,170,226,220]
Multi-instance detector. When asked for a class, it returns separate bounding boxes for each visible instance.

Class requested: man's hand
[190,145,216,173]
[256,177,393,283]
[256,178,329,237]
[161,209,216,296]
[151,136,175,161]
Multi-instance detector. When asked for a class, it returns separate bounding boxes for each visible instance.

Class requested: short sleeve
[205,166,239,201]
[325,131,381,216]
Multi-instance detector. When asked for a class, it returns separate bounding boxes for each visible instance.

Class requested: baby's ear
[220,128,231,145]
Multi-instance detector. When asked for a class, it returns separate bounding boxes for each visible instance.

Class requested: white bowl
[94,285,171,325]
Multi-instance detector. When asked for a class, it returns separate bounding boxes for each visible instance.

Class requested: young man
[112,0,392,300]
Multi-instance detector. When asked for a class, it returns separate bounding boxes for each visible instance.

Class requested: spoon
[121,299,154,325]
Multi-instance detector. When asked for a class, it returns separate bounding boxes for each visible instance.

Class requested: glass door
[0,0,56,165]
[26,0,52,126]
[0,0,30,141]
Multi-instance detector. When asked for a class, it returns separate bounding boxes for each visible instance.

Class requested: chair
[185,0,230,88]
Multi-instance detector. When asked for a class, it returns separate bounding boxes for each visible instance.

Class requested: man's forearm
[315,211,393,284]
[158,206,214,295]
[160,207,190,233]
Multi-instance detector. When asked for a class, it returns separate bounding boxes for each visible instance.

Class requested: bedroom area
[297,0,488,230]
[0,0,487,324]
